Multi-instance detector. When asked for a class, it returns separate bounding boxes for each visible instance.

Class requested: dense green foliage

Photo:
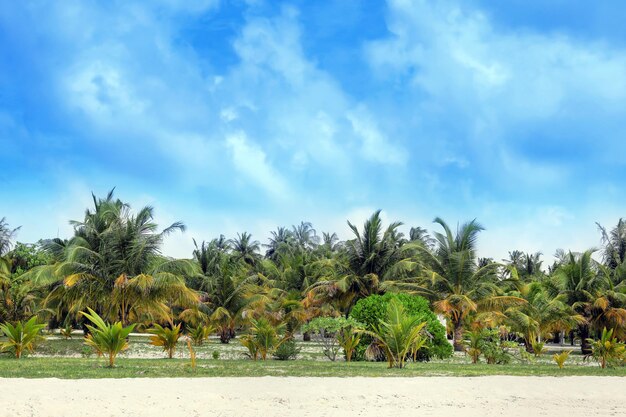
[350,293,452,361]
[360,299,428,368]
[1,190,626,374]
[302,316,363,361]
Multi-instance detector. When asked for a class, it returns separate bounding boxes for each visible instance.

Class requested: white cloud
[225,132,289,197]
[347,107,407,165]
[366,0,626,183]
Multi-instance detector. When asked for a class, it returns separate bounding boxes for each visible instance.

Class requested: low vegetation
[0,317,45,359]
[553,350,572,369]
[149,324,182,359]
[82,308,135,367]
[361,299,427,368]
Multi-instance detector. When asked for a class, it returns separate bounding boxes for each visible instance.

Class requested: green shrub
[478,329,514,365]
[349,293,452,361]
[272,339,301,360]
[212,350,220,360]
[302,316,362,361]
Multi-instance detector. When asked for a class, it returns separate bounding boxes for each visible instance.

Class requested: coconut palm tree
[419,218,525,351]
[230,232,261,267]
[552,250,626,352]
[0,218,20,256]
[203,256,255,343]
[409,226,435,249]
[292,222,320,251]
[505,280,584,351]
[597,219,626,270]
[23,190,198,326]
[264,227,293,261]
[307,210,419,315]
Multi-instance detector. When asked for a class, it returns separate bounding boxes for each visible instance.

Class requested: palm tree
[230,232,261,267]
[597,219,626,270]
[504,251,544,280]
[264,227,293,261]
[552,250,626,352]
[420,218,525,351]
[292,222,319,250]
[409,226,435,249]
[505,280,584,351]
[190,236,229,291]
[361,299,427,368]
[321,232,341,251]
[308,210,419,315]
[0,218,20,256]
[23,190,198,326]
[203,256,254,343]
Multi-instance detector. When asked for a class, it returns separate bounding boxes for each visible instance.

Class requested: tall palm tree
[264,227,293,261]
[292,222,319,250]
[0,218,20,256]
[504,251,544,279]
[230,232,261,267]
[308,210,419,315]
[597,219,626,270]
[321,232,341,251]
[420,218,524,351]
[409,226,435,249]
[23,190,198,326]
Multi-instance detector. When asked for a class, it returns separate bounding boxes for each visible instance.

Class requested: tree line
[1,190,625,356]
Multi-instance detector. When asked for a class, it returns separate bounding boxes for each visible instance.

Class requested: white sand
[0,376,624,417]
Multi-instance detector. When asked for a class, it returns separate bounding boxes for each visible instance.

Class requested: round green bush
[349,293,452,361]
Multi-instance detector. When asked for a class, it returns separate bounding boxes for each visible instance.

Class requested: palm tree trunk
[453,320,464,352]
[524,337,533,353]
[579,324,592,355]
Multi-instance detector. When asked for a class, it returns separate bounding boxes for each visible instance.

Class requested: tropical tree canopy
[3,190,626,361]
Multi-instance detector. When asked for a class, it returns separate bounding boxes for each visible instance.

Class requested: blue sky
[1,0,626,261]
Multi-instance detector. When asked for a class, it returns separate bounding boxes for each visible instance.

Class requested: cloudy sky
[1,0,625,261]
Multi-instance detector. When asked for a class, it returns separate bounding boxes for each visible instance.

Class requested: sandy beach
[0,376,623,417]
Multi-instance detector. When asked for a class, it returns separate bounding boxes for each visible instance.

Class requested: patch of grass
[1,356,626,378]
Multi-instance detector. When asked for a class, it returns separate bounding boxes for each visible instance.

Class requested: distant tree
[308,210,419,315]
[553,250,626,352]
[264,227,293,260]
[597,219,626,270]
[409,226,435,249]
[292,222,319,251]
[230,232,261,267]
[0,218,20,256]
